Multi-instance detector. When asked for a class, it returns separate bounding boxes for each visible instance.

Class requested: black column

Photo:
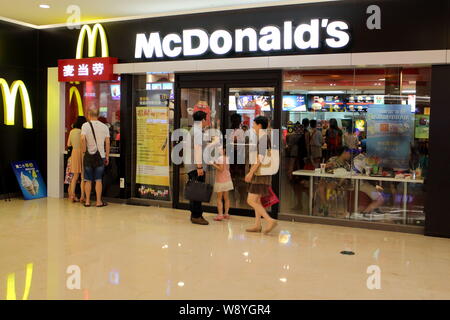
[119,74,133,199]
[425,65,450,238]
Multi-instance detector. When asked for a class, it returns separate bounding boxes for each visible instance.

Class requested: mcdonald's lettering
[0,78,33,129]
[76,23,109,59]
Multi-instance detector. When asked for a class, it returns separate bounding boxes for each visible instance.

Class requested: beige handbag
[255,148,280,176]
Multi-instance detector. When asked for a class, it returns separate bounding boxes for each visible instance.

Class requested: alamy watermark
[170,125,280,172]
[66,5,81,30]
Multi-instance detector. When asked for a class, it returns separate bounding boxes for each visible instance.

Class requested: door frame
[174,70,283,218]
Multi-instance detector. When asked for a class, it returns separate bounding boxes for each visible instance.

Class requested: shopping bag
[261,187,279,208]
[64,158,73,185]
[184,180,213,203]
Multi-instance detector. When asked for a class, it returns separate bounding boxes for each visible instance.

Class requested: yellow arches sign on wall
[0,78,33,129]
[69,86,84,116]
[76,23,109,59]
[68,23,109,116]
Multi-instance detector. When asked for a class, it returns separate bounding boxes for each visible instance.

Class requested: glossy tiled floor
[0,198,449,300]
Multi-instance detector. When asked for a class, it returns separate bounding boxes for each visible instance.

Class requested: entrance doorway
[173,70,282,217]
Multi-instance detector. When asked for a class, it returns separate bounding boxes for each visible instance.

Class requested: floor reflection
[0,198,449,299]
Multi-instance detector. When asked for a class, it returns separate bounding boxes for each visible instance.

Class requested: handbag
[255,133,279,176]
[64,158,74,185]
[83,122,104,168]
[67,146,73,158]
[184,179,213,203]
[256,148,280,176]
[261,187,279,208]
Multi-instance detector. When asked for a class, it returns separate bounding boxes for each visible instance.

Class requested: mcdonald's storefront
[13,0,447,238]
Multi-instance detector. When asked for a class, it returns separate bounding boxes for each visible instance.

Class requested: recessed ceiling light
[39,4,50,9]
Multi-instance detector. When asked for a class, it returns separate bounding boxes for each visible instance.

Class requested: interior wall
[425,65,450,238]
[0,20,43,196]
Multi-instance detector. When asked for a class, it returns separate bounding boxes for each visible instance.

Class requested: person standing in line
[81,108,110,207]
[210,146,234,221]
[298,118,310,169]
[343,126,359,152]
[185,110,210,225]
[325,118,343,159]
[67,116,87,202]
[306,120,323,168]
[245,116,278,234]
[285,122,302,180]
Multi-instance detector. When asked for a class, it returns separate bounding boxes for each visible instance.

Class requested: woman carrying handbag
[245,116,278,235]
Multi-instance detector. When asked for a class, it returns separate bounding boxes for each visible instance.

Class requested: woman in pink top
[211,147,234,221]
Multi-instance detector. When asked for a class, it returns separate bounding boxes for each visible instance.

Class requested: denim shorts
[84,159,105,181]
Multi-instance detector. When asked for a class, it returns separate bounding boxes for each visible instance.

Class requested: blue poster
[11,160,47,200]
[366,105,413,170]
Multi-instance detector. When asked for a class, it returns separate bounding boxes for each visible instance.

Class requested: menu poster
[367,105,413,170]
[415,114,430,139]
[11,160,47,200]
[136,106,170,201]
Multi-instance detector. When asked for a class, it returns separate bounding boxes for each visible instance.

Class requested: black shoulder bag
[84,122,104,168]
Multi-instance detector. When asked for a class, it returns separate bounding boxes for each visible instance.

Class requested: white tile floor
[0,198,449,300]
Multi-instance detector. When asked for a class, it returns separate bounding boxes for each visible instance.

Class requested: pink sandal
[214,215,224,221]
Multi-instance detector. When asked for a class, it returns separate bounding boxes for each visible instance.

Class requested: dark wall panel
[0,21,43,196]
[425,65,450,238]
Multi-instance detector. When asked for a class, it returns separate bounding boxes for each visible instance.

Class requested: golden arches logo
[69,86,84,116]
[6,263,33,300]
[76,23,109,59]
[0,78,33,129]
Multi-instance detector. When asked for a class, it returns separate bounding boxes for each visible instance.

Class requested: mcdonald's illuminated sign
[76,23,109,59]
[69,86,84,116]
[0,78,33,129]
[59,24,117,82]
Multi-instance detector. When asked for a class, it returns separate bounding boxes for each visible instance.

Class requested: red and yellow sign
[58,57,118,82]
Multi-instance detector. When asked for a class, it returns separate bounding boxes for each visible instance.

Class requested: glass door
[173,70,282,217]
[225,87,276,210]
[177,87,223,206]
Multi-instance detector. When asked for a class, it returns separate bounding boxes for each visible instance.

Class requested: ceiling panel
[0,0,334,27]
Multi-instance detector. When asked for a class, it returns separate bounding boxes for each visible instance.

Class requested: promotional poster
[415,114,430,139]
[135,106,171,201]
[11,160,47,200]
[366,105,413,170]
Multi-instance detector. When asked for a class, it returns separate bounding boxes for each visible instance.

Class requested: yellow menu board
[136,106,170,200]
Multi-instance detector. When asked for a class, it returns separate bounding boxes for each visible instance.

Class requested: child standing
[211,148,234,221]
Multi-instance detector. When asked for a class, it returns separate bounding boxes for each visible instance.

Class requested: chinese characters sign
[11,160,47,200]
[58,57,118,82]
